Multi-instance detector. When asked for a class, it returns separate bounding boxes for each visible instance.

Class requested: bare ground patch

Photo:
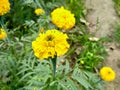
[85,0,120,90]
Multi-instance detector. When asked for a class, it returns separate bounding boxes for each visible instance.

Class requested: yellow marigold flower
[32,29,70,59]
[0,0,10,16]
[0,28,7,40]
[51,6,75,30]
[34,8,44,15]
[100,67,116,82]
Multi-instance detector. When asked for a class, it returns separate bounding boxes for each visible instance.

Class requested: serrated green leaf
[72,68,92,89]
[67,79,78,90]
[65,60,70,75]
[18,72,35,82]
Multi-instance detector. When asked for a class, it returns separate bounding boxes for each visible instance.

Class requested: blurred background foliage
[3,0,86,38]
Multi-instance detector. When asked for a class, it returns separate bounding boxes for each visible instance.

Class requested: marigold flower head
[100,67,116,82]
[34,8,44,15]
[0,28,7,40]
[51,7,75,30]
[0,0,10,16]
[32,29,70,59]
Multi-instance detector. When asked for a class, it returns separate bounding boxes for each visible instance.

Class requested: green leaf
[18,72,35,83]
[65,60,70,75]
[21,0,34,5]
[72,68,92,89]
[67,79,78,90]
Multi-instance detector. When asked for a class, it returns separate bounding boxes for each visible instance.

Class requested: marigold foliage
[32,29,70,59]
[51,7,75,30]
[0,28,7,40]
[34,8,44,15]
[100,67,116,82]
[0,0,10,16]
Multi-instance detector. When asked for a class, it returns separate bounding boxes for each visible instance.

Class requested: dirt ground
[85,0,120,90]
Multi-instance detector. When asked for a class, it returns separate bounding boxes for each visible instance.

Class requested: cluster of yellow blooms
[34,8,45,15]
[32,7,116,83]
[51,7,75,30]
[32,29,70,59]
[0,0,10,16]
[0,28,7,40]
[100,67,116,82]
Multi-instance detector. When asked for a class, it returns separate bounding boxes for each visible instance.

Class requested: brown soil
[85,0,120,90]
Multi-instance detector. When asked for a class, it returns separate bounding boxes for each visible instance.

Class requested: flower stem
[0,16,4,27]
[50,56,57,79]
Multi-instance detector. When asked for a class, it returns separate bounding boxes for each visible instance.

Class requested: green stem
[0,17,1,26]
[0,16,4,28]
[50,56,57,79]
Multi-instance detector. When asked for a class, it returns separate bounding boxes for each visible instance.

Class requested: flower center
[46,34,54,41]
[108,71,111,75]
